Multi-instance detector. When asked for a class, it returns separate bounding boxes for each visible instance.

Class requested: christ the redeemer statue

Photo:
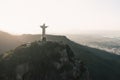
[40,23,48,41]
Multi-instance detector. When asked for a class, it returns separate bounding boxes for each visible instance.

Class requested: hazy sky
[0,0,120,35]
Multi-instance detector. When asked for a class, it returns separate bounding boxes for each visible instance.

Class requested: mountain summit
[0,31,120,80]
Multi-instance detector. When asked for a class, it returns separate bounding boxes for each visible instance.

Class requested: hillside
[0,31,21,54]
[68,41,120,80]
[0,31,120,80]
[0,41,87,80]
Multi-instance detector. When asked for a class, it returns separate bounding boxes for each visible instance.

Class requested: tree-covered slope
[65,39,120,80]
[0,41,87,80]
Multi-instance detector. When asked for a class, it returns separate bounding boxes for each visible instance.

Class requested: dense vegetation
[0,41,84,80]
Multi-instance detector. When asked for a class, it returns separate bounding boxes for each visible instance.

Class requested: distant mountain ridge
[0,31,120,80]
[0,31,66,54]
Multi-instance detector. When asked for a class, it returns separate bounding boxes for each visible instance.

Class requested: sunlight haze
[0,0,120,35]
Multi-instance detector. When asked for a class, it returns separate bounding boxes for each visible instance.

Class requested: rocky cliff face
[0,41,89,80]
